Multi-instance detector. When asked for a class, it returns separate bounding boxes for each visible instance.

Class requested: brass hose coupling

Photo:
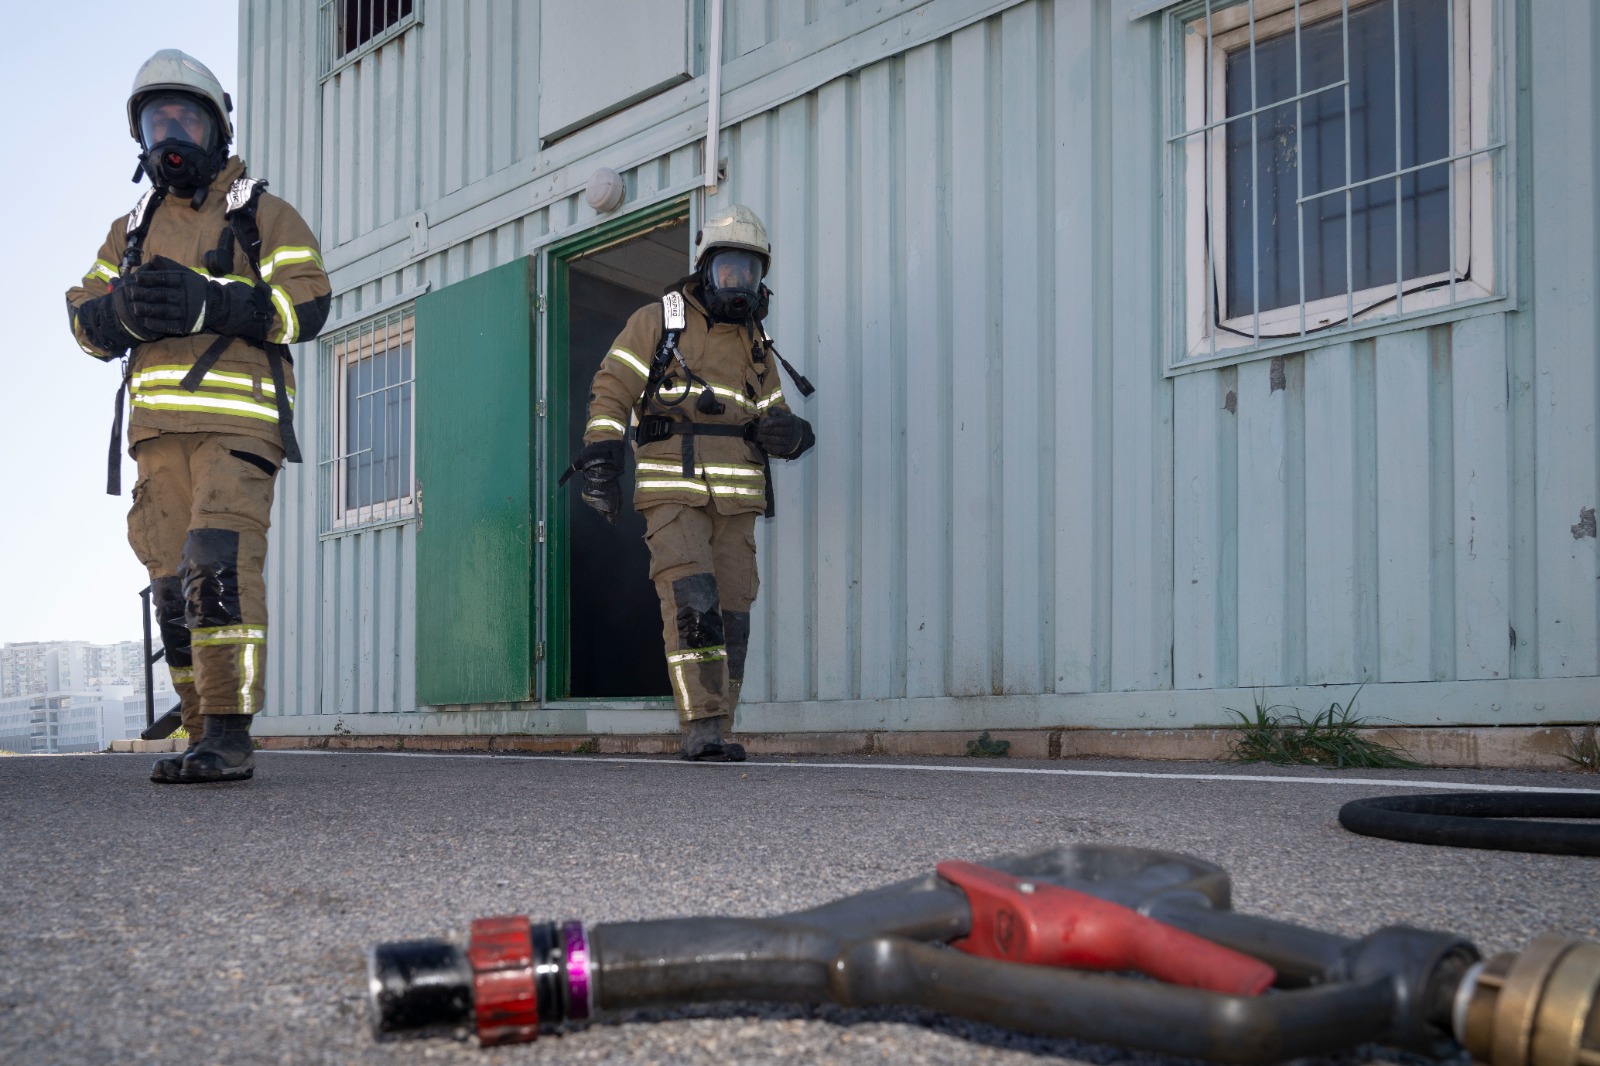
[1456,935,1600,1066]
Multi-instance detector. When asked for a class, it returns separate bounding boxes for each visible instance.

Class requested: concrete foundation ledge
[250,725,1600,771]
[108,739,185,753]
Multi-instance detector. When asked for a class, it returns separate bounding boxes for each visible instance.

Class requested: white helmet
[693,205,770,273]
[127,49,233,147]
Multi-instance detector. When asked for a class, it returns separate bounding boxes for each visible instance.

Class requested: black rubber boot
[150,744,200,784]
[678,716,746,762]
[179,714,256,782]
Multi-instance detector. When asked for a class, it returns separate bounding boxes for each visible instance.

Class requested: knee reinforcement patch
[150,575,193,669]
[180,528,242,628]
[671,573,725,649]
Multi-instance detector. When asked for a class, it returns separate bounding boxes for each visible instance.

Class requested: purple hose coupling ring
[562,921,592,1020]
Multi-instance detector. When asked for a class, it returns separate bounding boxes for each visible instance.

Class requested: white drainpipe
[704,0,725,192]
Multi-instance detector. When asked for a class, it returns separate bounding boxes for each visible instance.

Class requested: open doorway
[552,213,691,699]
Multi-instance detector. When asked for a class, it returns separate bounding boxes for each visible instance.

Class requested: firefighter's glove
[574,440,625,524]
[120,255,270,339]
[73,292,149,355]
[753,410,815,459]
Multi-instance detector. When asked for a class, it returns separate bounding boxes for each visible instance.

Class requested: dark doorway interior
[566,219,690,698]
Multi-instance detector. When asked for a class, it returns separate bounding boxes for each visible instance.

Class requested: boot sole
[179,759,256,783]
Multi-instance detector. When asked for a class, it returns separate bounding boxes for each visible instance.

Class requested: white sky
[0,4,240,644]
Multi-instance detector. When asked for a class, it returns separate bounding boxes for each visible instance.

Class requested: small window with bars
[1173,0,1502,366]
[320,309,416,534]
[320,0,420,78]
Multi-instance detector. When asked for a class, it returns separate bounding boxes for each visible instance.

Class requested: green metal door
[414,257,536,704]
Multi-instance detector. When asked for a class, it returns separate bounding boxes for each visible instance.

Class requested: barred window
[320,0,420,78]
[1174,0,1502,367]
[320,310,415,533]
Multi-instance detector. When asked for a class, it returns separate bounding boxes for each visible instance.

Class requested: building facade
[0,690,147,755]
[238,0,1599,740]
[0,642,172,700]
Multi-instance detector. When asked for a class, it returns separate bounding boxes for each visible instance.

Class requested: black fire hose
[365,844,1600,1064]
[1339,793,1600,856]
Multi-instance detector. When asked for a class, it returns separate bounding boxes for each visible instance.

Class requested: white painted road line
[258,750,1600,794]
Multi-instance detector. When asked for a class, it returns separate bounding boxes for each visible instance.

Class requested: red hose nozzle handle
[937,860,1276,996]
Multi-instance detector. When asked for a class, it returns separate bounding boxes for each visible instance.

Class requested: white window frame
[320,309,417,535]
[319,0,423,81]
[1173,0,1502,369]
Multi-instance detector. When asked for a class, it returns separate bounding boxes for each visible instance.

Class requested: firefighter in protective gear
[64,50,331,784]
[574,205,814,761]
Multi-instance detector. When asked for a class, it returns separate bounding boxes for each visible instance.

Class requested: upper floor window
[320,309,416,534]
[320,0,420,78]
[1173,0,1503,368]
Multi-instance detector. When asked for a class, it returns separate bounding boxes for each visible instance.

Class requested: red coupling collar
[937,860,1276,995]
[467,915,541,1045]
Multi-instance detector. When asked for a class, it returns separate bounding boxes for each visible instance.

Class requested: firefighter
[570,206,814,760]
[65,50,331,783]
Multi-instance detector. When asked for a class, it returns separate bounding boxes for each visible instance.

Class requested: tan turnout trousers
[644,503,759,724]
[127,432,280,730]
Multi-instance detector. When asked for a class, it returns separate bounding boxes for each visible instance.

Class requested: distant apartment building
[0,689,147,755]
[0,641,172,699]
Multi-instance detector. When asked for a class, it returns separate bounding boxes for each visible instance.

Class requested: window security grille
[319,0,419,79]
[1174,0,1501,366]
[320,309,416,534]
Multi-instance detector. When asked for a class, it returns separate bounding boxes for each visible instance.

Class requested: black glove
[572,440,624,524]
[753,410,815,459]
[119,255,273,340]
[72,292,148,354]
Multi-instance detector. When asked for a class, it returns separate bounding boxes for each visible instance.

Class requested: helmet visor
[705,249,765,294]
[138,93,216,149]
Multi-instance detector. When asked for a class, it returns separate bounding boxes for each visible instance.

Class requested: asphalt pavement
[1,750,1596,1066]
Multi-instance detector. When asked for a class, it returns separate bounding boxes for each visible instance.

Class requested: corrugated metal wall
[240,0,1599,728]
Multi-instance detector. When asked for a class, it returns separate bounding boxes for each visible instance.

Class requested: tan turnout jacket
[65,157,331,454]
[584,286,792,517]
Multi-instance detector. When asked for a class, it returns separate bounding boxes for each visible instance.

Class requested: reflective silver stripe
[709,484,765,498]
[86,259,119,284]
[133,393,281,422]
[755,389,786,413]
[671,663,693,712]
[606,347,650,377]
[259,245,324,282]
[134,366,290,398]
[668,647,727,664]
[168,666,194,684]
[238,642,259,715]
[637,460,763,479]
[638,479,709,494]
[586,417,627,435]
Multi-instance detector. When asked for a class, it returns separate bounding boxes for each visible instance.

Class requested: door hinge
[537,520,546,543]
[537,399,547,418]
[535,641,545,662]
[536,292,547,313]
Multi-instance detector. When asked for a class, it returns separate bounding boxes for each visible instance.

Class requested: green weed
[966,731,1010,758]
[1561,724,1600,773]
[1225,686,1422,769]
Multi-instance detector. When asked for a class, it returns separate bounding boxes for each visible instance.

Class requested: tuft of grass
[1562,724,1600,773]
[572,738,599,755]
[966,731,1010,758]
[1225,686,1423,769]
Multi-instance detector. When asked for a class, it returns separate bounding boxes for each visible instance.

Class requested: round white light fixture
[584,167,626,213]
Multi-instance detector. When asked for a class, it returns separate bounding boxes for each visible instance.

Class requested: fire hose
[367,843,1600,1063]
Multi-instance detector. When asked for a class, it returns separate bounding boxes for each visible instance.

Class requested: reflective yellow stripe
[133,393,281,423]
[586,417,627,436]
[168,666,195,684]
[708,484,765,498]
[259,245,324,282]
[192,625,267,646]
[606,347,650,378]
[86,259,119,284]
[668,647,727,664]
[269,285,299,343]
[755,390,786,413]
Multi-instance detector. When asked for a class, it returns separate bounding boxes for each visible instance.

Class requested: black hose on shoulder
[1338,792,1600,856]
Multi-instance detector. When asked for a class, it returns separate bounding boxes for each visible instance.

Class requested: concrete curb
[108,739,185,753]
[249,725,1600,771]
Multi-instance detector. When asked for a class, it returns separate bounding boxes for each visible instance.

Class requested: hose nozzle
[368,917,591,1046]
[1456,935,1600,1066]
